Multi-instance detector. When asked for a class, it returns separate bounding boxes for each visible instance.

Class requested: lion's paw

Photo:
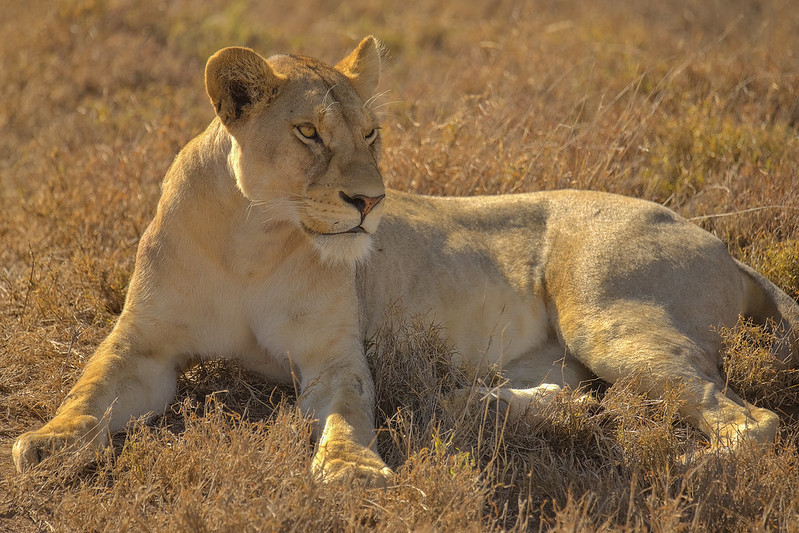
[12,415,102,473]
[13,431,62,473]
[312,442,393,488]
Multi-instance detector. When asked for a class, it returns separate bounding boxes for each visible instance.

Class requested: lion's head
[204,36,385,266]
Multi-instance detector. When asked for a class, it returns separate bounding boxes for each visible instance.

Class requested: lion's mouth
[324,225,367,235]
[302,223,368,236]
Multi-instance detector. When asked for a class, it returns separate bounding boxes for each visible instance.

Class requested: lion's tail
[737,259,799,366]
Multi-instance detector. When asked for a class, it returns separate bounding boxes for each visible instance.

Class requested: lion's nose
[339,192,385,220]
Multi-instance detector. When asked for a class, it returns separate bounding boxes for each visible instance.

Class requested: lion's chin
[310,232,374,268]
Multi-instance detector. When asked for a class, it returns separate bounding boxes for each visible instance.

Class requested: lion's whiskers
[245,193,304,224]
[364,89,392,111]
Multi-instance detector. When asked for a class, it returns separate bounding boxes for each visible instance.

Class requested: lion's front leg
[300,355,392,487]
[12,318,180,472]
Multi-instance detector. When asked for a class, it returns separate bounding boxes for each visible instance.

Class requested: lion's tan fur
[13,37,799,484]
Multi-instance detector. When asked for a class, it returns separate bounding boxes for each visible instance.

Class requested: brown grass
[2,0,799,530]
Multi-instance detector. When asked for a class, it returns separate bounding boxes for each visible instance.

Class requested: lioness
[13,36,799,485]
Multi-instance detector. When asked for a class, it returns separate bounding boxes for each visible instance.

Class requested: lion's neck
[156,122,338,282]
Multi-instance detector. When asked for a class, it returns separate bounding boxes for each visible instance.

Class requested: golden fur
[13,37,799,485]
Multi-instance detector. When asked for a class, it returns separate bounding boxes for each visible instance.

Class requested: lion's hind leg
[574,311,780,449]
[449,341,597,421]
[480,383,601,419]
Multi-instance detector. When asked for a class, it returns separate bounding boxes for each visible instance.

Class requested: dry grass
[720,318,799,416]
[2,0,799,530]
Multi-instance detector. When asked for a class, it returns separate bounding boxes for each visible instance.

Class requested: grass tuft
[720,317,799,415]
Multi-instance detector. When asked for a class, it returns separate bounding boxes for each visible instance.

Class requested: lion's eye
[296,124,318,140]
[364,128,379,144]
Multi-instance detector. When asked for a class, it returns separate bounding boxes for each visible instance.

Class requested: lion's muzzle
[339,192,385,222]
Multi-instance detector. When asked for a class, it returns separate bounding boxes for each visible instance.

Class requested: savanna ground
[2,0,799,530]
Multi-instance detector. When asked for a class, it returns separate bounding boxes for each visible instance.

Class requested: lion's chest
[169,222,363,382]
[233,256,362,380]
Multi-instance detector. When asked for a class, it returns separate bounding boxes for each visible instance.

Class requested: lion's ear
[335,36,381,100]
[205,47,282,126]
